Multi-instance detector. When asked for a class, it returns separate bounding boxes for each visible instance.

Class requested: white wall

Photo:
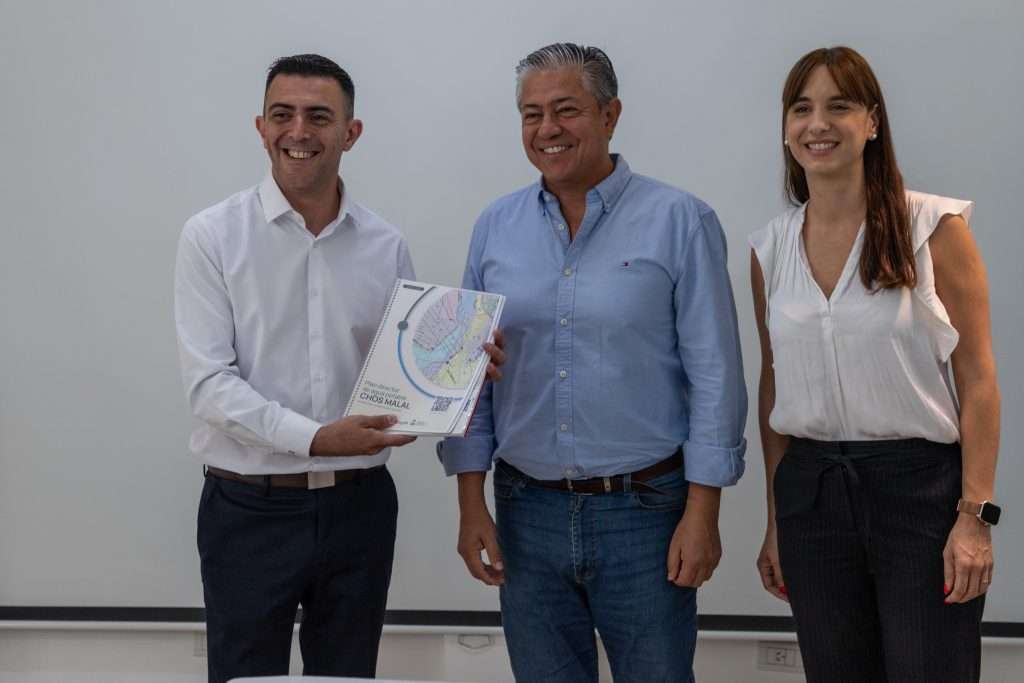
[1,5,1022,681]
[2,0,1021,623]
[0,630,1022,682]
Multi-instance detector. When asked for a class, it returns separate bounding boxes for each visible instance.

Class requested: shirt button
[559,318,568,326]
[310,289,319,298]
[560,423,569,432]
[559,370,568,379]
[563,267,573,276]
[557,223,565,231]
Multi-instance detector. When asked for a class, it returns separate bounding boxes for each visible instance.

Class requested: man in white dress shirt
[174,54,419,683]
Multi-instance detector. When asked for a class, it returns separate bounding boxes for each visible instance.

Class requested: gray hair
[515,43,618,108]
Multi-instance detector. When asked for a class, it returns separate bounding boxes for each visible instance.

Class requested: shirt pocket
[580,256,675,333]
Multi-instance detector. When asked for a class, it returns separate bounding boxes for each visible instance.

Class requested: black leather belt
[205,465,377,489]
[524,449,683,494]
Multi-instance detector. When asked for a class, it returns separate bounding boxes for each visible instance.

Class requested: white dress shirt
[175,174,415,473]
[749,191,971,443]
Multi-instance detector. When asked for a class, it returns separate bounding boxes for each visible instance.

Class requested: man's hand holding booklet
[343,279,505,436]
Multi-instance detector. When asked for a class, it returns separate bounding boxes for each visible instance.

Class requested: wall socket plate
[757,641,803,673]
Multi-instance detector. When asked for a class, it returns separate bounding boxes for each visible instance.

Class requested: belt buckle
[307,471,335,490]
[565,478,598,496]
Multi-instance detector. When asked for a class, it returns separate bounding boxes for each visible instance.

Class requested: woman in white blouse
[750,46,1000,682]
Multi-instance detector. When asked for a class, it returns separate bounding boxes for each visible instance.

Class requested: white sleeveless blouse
[749,191,973,443]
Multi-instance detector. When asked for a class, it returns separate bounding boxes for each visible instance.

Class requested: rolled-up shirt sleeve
[439,380,497,475]
[174,217,321,458]
[674,208,748,486]
[397,239,416,280]
[438,215,497,475]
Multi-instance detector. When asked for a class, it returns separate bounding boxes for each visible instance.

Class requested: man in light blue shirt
[440,43,747,682]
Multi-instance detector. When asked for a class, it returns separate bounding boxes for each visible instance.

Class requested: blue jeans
[494,459,697,683]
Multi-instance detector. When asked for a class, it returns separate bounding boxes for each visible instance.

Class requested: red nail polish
[779,585,787,595]
[943,584,950,594]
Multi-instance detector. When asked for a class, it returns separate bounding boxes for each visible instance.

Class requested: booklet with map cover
[343,279,505,436]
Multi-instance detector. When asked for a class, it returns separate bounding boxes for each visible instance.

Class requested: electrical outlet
[757,641,803,673]
[193,632,208,658]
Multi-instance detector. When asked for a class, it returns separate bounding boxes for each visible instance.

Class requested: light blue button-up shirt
[440,156,747,487]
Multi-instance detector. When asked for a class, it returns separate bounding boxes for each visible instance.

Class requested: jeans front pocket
[633,467,689,511]
[493,460,525,501]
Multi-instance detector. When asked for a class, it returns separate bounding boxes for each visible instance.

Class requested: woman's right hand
[756,523,788,602]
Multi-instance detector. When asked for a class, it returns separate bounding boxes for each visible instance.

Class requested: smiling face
[255,74,362,202]
[784,65,878,183]
[518,66,621,196]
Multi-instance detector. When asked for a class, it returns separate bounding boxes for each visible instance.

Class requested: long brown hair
[782,47,915,290]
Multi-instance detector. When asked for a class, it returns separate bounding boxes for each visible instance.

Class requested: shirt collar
[535,154,632,211]
[258,173,352,231]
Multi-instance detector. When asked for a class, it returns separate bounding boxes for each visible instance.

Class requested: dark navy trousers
[775,438,984,683]
[197,466,397,683]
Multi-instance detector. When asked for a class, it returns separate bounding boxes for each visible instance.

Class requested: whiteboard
[1,0,1021,623]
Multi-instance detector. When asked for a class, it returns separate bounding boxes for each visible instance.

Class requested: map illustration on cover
[344,280,505,436]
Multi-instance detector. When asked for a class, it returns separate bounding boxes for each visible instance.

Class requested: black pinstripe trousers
[775,438,984,683]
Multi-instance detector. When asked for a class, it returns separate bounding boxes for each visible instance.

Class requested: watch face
[980,502,1002,526]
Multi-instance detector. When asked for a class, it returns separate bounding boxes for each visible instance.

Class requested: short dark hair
[265,54,355,117]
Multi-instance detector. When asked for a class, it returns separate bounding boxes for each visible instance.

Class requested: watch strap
[956,499,983,516]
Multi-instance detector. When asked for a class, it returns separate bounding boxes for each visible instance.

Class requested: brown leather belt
[525,449,683,494]
[205,465,376,490]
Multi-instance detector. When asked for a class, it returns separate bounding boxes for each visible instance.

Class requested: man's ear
[604,98,623,139]
[343,118,364,151]
[255,115,269,150]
